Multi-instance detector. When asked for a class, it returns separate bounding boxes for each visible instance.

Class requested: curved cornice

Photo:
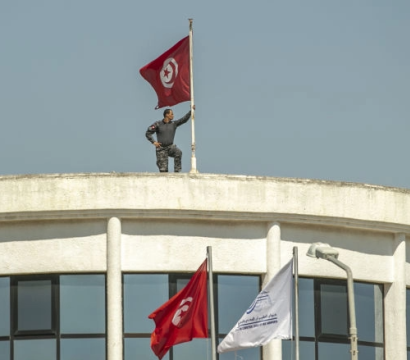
[0,173,409,234]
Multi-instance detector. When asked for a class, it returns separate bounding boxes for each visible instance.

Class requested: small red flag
[148,259,208,359]
[140,36,191,109]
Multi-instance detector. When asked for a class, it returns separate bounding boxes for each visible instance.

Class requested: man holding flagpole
[140,19,198,173]
[145,106,194,173]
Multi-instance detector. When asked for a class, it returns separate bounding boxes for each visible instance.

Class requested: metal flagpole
[207,246,217,360]
[293,246,300,360]
[188,18,198,173]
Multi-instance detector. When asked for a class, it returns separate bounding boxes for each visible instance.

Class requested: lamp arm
[325,257,357,330]
[326,256,358,360]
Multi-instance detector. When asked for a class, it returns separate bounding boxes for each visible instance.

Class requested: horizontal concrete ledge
[0,209,409,235]
[0,172,409,234]
[0,171,409,193]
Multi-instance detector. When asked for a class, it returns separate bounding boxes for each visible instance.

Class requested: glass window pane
[177,278,190,292]
[282,340,315,360]
[218,345,260,360]
[124,275,168,333]
[17,280,52,332]
[61,338,105,360]
[218,275,260,334]
[124,338,169,360]
[407,289,410,346]
[0,340,10,359]
[173,338,211,360]
[358,344,383,360]
[0,278,10,336]
[318,342,350,360]
[298,278,315,337]
[320,283,348,336]
[14,339,56,360]
[319,344,382,360]
[355,282,383,343]
[60,275,105,334]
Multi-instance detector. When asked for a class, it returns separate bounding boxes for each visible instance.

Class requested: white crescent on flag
[160,57,178,88]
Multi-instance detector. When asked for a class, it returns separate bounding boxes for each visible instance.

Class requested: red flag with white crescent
[140,36,190,109]
[148,259,208,359]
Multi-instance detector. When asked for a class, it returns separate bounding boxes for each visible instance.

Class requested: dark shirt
[146,111,191,146]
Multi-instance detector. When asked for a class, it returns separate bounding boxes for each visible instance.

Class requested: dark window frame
[0,273,107,360]
[11,275,58,337]
[315,278,349,341]
[406,287,410,353]
[287,277,384,360]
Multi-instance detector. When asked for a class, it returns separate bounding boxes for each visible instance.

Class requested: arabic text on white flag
[217,259,293,353]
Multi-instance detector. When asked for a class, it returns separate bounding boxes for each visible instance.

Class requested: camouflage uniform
[145,111,191,172]
[155,145,182,172]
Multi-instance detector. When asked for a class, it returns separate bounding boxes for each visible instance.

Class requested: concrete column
[263,222,282,360]
[107,217,123,360]
[384,233,406,360]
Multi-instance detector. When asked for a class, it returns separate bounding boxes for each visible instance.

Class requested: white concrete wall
[121,219,266,273]
[281,223,394,283]
[0,220,106,274]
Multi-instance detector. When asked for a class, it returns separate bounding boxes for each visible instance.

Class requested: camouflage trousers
[156,144,182,172]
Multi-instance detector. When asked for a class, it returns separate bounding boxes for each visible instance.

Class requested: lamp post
[306,243,358,360]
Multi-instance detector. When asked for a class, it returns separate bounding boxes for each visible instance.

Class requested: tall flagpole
[207,246,217,360]
[293,247,300,360]
[188,19,198,173]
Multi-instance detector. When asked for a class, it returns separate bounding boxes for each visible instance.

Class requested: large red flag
[140,36,190,109]
[148,259,208,359]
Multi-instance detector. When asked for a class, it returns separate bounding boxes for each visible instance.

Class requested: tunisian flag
[140,36,190,109]
[148,259,208,359]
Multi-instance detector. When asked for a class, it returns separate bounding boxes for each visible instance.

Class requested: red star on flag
[163,67,170,79]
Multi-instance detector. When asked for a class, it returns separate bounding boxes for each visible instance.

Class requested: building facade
[0,173,409,360]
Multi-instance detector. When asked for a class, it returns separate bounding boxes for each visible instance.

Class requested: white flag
[217,259,293,353]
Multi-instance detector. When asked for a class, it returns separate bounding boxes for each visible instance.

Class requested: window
[217,275,261,360]
[406,288,410,359]
[123,273,261,360]
[283,278,384,360]
[0,277,10,359]
[60,275,106,334]
[13,276,56,335]
[0,274,106,360]
[317,282,348,337]
[60,275,106,360]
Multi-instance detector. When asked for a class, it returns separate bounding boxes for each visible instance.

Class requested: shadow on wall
[281,223,393,257]
[0,218,269,243]
[122,219,267,240]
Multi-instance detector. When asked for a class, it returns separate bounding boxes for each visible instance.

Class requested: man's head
[163,109,174,123]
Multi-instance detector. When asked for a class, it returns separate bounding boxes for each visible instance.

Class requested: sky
[0,0,409,189]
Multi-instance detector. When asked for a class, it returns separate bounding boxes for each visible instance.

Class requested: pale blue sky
[0,1,409,189]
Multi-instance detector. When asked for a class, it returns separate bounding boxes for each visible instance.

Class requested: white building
[0,172,409,360]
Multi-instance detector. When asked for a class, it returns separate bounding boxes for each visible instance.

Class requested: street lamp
[306,242,358,360]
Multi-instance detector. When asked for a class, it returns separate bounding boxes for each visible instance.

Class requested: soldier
[145,106,194,172]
